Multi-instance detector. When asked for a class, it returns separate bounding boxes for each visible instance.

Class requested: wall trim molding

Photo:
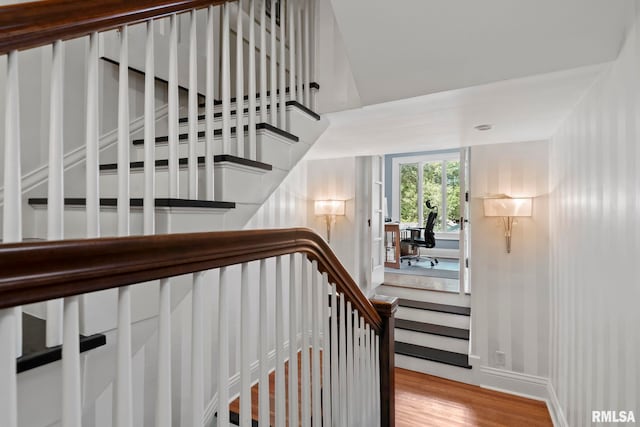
[546,381,568,427]
[0,104,168,206]
[478,365,549,401]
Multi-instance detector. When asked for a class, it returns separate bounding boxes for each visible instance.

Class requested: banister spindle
[188,9,198,198]
[330,285,339,424]
[222,3,231,154]
[168,14,179,197]
[375,335,381,427]
[259,0,268,123]
[338,293,347,426]
[345,302,353,426]
[311,261,321,427]
[288,253,299,427]
[144,21,155,234]
[247,0,257,160]
[269,0,277,126]
[288,0,296,103]
[86,32,100,238]
[300,255,311,427]
[62,296,81,427]
[258,259,270,427]
[275,256,286,426]
[278,0,286,129]
[0,309,17,427]
[240,263,251,427]
[46,39,65,348]
[303,0,310,107]
[156,278,172,427]
[353,311,361,420]
[364,323,372,425]
[235,0,245,158]
[296,0,303,105]
[205,6,215,200]
[321,273,332,427]
[191,272,205,427]
[217,267,230,427]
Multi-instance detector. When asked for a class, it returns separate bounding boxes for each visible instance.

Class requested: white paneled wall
[470,141,550,377]
[548,7,640,425]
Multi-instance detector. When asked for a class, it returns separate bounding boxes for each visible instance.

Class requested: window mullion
[417,162,424,227]
[441,160,447,231]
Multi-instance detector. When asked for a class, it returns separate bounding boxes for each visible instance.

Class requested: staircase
[376,284,473,384]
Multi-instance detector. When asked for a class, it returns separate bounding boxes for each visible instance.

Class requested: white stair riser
[133,132,294,171]
[395,329,468,354]
[376,284,470,307]
[395,354,474,385]
[396,306,470,329]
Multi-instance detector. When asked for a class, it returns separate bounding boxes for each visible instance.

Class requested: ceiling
[330,0,634,106]
[307,63,606,159]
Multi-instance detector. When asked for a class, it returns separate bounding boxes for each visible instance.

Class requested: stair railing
[0,228,396,427]
[0,0,316,373]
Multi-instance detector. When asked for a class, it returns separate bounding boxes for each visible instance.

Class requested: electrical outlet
[495,350,506,367]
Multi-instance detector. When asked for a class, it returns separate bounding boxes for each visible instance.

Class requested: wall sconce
[314,200,345,243]
[483,197,532,253]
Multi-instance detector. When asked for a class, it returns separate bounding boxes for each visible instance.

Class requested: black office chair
[400,200,440,267]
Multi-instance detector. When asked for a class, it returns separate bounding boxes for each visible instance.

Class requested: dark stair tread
[99,154,272,172]
[18,313,106,374]
[179,100,320,123]
[28,198,236,209]
[395,319,469,340]
[200,82,320,107]
[132,123,298,145]
[397,298,471,316]
[395,342,471,369]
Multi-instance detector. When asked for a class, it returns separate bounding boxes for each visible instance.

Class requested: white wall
[548,6,640,425]
[470,140,550,378]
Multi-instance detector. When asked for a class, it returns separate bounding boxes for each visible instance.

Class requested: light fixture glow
[483,197,532,253]
[314,200,345,243]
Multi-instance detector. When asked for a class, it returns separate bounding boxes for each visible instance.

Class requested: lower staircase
[375,284,472,383]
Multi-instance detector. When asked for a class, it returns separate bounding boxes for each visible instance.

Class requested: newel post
[371,295,398,427]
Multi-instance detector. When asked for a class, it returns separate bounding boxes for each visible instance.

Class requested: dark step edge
[100,57,205,99]
[228,411,262,427]
[200,82,321,107]
[132,123,299,145]
[178,105,272,123]
[395,342,471,369]
[18,313,107,374]
[395,319,469,340]
[100,154,272,172]
[28,198,236,209]
[397,298,471,316]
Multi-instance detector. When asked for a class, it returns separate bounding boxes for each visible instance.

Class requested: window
[392,153,461,236]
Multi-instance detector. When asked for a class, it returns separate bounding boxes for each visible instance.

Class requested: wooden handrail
[0,228,383,332]
[0,0,231,55]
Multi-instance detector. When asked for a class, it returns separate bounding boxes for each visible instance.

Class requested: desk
[384,223,401,269]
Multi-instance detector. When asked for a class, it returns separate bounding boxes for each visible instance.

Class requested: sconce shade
[314,200,345,216]
[483,198,532,217]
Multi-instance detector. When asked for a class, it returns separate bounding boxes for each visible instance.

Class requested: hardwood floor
[396,368,553,427]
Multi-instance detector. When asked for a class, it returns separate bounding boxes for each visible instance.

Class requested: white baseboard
[478,365,549,401]
[0,104,168,206]
[546,381,568,427]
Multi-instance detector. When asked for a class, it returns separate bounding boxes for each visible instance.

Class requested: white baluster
[269,0,278,126]
[144,21,155,234]
[311,261,321,427]
[288,254,299,427]
[345,302,353,426]
[375,336,380,427]
[188,9,198,198]
[288,0,296,102]
[222,4,231,154]
[353,311,360,420]
[240,263,251,427]
[156,278,172,427]
[275,257,286,426]
[369,328,376,426]
[191,272,205,427]
[168,14,179,197]
[321,273,331,427]
[247,0,257,160]
[300,255,310,427]
[62,297,81,427]
[46,40,64,348]
[330,286,339,424]
[0,309,18,427]
[359,317,366,424]
[365,324,371,425]
[236,0,245,158]
[117,26,130,236]
[303,0,310,107]
[296,1,303,105]
[205,6,215,200]
[217,267,230,427]
[258,260,270,427]
[115,287,133,427]
[278,0,286,129]
[338,294,347,426]
[86,32,100,238]
[259,0,268,123]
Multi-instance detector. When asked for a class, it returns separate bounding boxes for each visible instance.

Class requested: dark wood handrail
[0,0,231,55]
[0,228,383,332]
